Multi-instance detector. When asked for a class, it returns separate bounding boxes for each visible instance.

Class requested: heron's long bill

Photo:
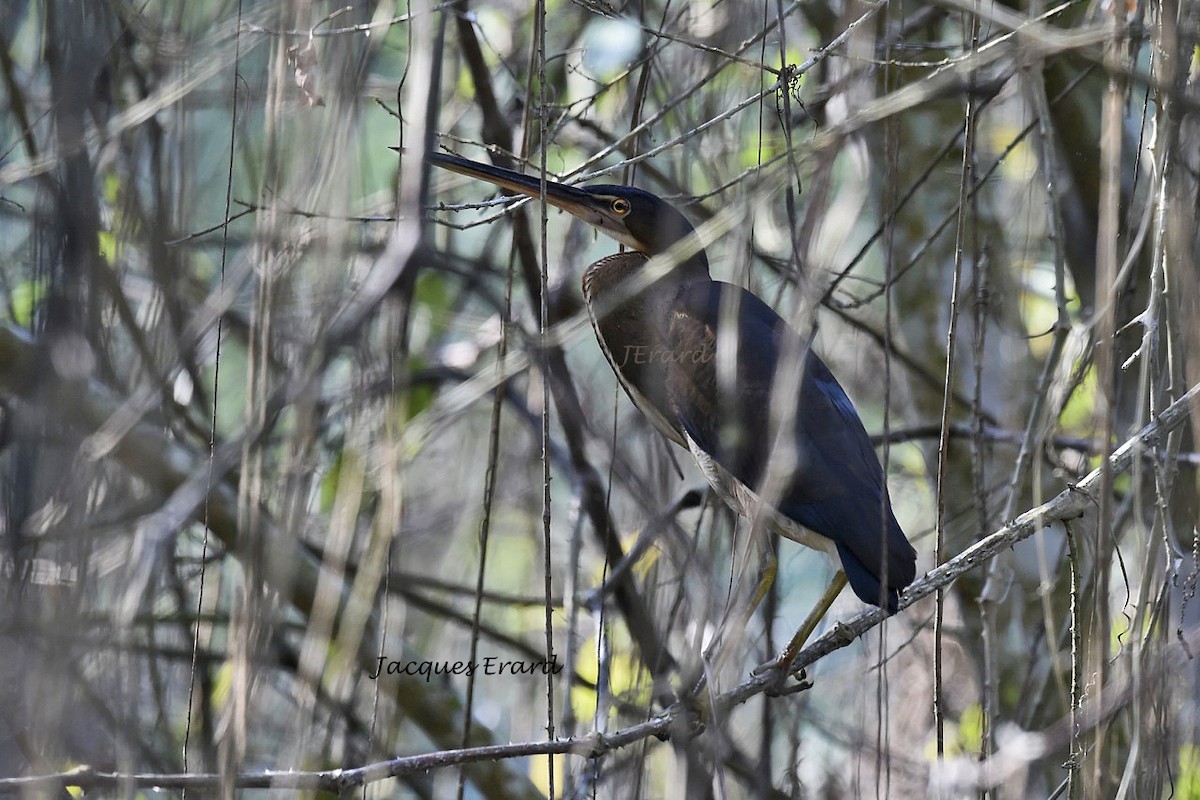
[428,152,602,219]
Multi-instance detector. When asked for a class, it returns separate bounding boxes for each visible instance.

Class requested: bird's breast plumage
[582,252,691,445]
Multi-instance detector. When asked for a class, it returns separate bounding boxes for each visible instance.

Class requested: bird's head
[429,152,707,271]
[567,183,700,258]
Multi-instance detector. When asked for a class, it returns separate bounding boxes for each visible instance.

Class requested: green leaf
[9,278,47,326]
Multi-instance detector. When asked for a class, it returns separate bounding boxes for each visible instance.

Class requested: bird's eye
[611,198,630,215]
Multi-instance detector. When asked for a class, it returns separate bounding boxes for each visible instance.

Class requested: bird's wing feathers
[664,281,916,603]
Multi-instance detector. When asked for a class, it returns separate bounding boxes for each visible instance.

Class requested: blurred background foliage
[0,0,1198,797]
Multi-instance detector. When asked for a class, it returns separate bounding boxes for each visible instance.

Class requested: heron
[428,151,917,675]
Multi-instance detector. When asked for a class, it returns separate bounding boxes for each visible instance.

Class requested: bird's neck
[582,250,709,309]
[670,253,712,284]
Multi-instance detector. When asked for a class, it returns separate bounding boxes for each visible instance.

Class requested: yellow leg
[745,556,779,618]
[753,569,848,677]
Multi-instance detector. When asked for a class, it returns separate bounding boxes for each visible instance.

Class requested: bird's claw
[752,654,812,696]
[751,651,799,678]
[768,670,813,696]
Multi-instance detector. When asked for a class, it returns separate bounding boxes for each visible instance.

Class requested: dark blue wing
[664,281,916,611]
